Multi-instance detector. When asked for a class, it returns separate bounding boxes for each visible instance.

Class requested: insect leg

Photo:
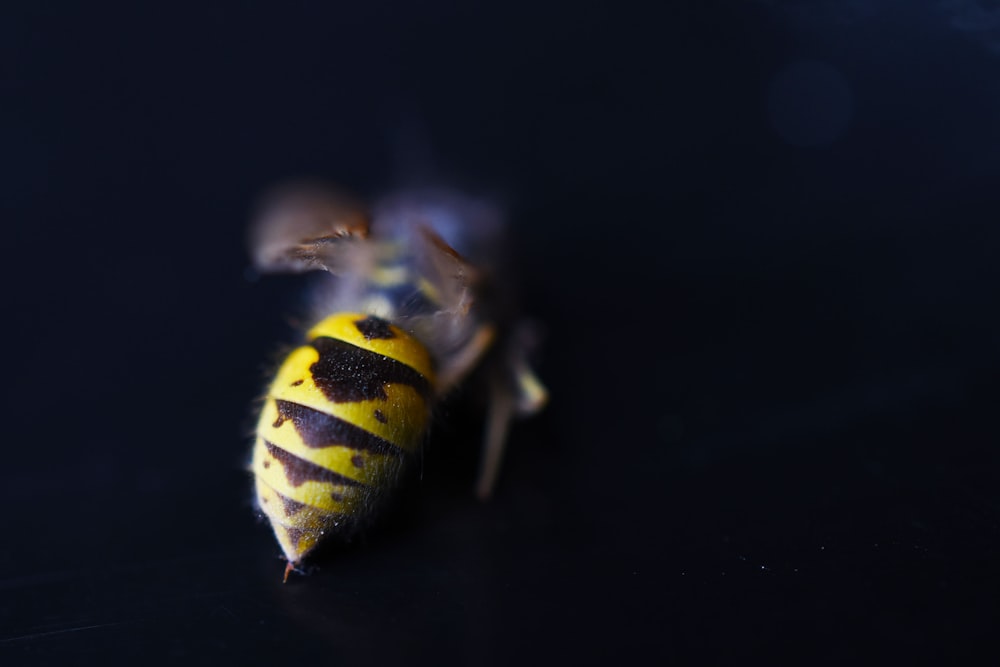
[434,324,496,397]
[474,375,515,500]
[474,323,548,499]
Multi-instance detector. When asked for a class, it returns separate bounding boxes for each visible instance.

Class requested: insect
[247,183,548,581]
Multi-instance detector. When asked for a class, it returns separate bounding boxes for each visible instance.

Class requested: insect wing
[413,225,479,316]
[250,184,371,274]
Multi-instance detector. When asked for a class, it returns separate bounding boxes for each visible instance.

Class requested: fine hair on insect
[246,181,548,582]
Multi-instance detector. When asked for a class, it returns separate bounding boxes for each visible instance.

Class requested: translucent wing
[412,224,479,317]
[249,183,371,275]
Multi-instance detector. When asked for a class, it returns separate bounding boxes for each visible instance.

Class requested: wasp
[247,183,548,581]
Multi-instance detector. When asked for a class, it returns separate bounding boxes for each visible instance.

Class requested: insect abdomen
[252,313,436,566]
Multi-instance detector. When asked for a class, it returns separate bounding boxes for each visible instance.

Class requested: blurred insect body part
[247,183,548,581]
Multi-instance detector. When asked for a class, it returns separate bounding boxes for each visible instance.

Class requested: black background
[3,1,999,664]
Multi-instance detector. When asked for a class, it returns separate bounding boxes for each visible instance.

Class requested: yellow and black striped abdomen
[252,312,436,567]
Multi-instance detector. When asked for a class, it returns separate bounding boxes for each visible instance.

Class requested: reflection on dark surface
[2,0,999,664]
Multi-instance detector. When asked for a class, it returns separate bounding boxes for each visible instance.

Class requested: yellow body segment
[252,312,436,566]
[251,441,366,514]
[265,345,430,452]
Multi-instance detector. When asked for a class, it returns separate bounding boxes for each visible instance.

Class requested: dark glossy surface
[3,2,999,664]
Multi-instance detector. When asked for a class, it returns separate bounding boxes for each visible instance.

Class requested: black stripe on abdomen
[272,399,405,456]
[264,440,365,488]
[308,336,432,403]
